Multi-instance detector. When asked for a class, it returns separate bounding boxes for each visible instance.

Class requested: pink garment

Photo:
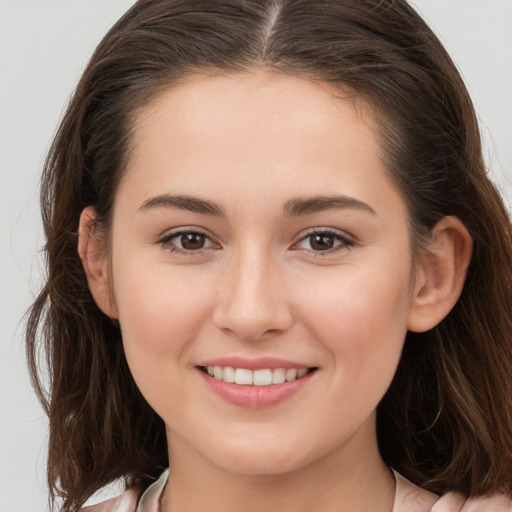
[82,469,512,512]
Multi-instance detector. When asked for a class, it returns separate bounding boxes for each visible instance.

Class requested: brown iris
[309,233,336,251]
[180,232,206,250]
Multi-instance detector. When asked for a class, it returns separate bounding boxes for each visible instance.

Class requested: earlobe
[407,216,473,333]
[78,207,118,319]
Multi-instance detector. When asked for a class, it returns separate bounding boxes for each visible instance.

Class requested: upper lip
[196,357,314,371]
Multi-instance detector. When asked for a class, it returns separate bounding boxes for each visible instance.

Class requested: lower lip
[198,369,315,408]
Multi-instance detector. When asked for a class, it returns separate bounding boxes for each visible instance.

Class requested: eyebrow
[138,194,225,217]
[284,195,376,217]
[138,193,376,218]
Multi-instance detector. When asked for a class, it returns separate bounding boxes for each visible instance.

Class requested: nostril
[211,275,294,340]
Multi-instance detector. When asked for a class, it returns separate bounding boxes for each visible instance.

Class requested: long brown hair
[26,1,512,510]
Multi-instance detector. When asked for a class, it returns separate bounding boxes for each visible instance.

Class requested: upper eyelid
[156,226,213,242]
[155,226,355,248]
[296,227,355,242]
[291,228,356,253]
[157,229,218,255]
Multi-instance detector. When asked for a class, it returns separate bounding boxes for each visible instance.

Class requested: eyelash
[157,229,216,255]
[157,228,355,256]
[292,228,355,255]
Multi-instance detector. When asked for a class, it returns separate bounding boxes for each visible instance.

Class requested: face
[104,72,419,475]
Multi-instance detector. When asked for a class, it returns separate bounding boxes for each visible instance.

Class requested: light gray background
[1,1,511,511]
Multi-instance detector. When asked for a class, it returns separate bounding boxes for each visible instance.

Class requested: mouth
[197,363,318,408]
[198,365,318,386]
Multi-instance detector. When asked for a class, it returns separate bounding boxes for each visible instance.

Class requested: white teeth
[213,366,223,379]
[253,369,272,386]
[272,368,286,384]
[223,366,235,383]
[285,368,297,381]
[205,366,312,385]
[234,368,253,385]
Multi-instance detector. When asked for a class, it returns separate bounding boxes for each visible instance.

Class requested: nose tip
[212,258,293,341]
[214,306,292,341]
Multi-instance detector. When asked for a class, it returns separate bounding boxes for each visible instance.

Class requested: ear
[408,216,473,333]
[78,206,118,319]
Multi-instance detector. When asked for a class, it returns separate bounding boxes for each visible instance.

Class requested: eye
[159,230,215,253]
[295,229,353,253]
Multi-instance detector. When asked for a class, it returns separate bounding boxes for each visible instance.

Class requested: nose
[212,249,294,341]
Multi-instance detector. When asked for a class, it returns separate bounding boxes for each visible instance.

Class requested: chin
[214,453,307,476]
[200,436,319,476]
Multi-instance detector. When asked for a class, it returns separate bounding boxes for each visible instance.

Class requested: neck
[163,423,395,512]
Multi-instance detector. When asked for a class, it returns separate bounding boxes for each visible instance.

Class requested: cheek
[300,262,412,331]
[111,258,213,366]
[296,263,412,392]
[110,262,218,421]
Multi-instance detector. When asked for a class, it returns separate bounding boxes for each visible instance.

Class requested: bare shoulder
[80,487,141,512]
[432,491,512,511]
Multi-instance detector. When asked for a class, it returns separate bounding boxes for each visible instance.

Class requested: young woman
[26,0,512,511]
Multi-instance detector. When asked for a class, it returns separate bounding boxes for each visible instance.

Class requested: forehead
[120,71,401,218]
[138,71,372,137]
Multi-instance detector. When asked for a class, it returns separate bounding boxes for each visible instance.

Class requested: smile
[197,363,318,408]
[203,366,311,386]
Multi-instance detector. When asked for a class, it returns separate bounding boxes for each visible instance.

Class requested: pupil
[181,233,205,250]
[311,234,334,250]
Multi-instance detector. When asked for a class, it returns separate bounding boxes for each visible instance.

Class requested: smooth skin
[79,71,472,512]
